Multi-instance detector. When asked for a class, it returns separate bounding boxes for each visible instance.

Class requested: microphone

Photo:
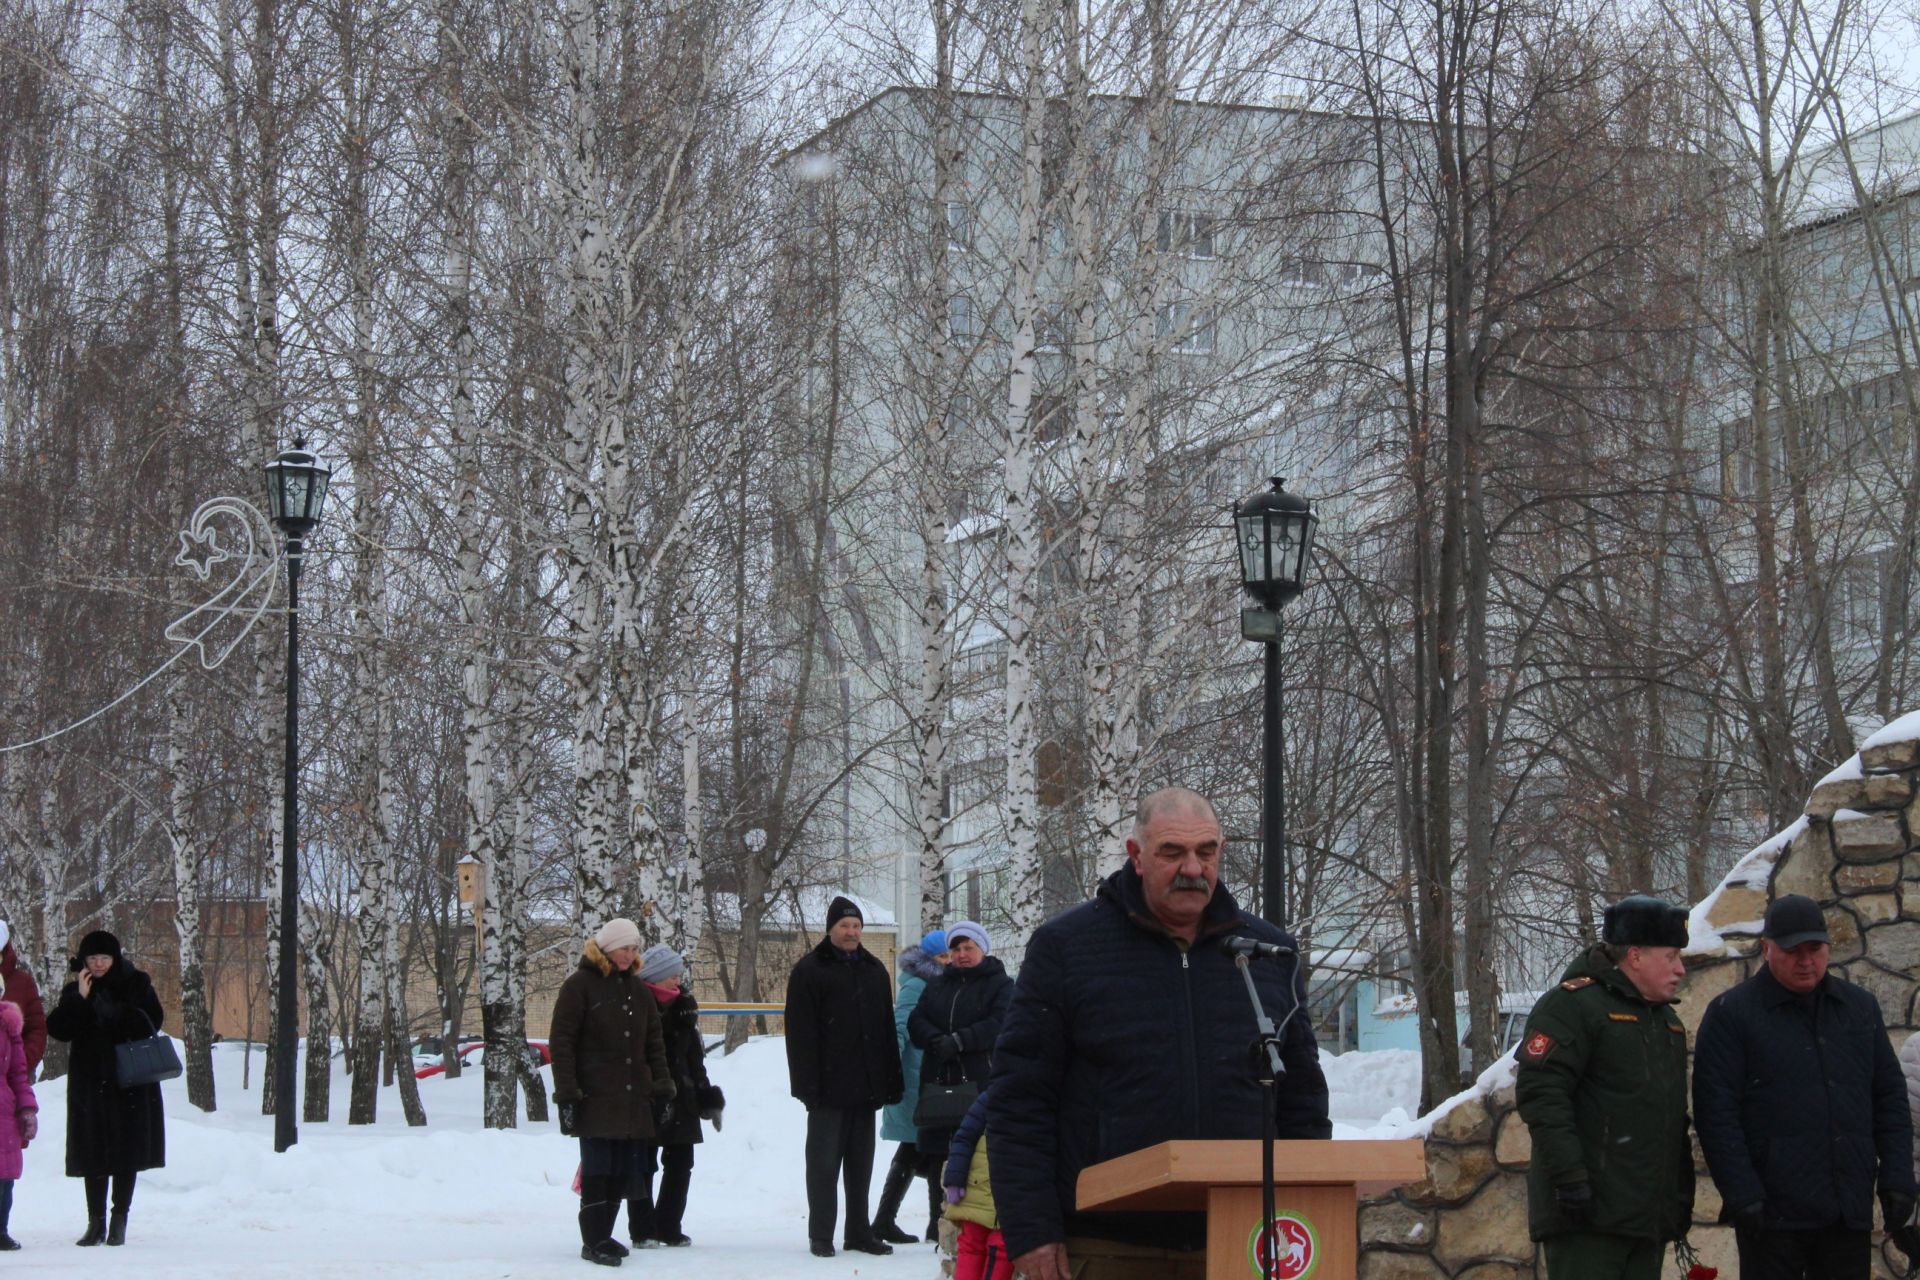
[1222,936,1296,960]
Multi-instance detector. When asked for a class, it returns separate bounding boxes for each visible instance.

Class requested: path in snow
[2,1038,1417,1277]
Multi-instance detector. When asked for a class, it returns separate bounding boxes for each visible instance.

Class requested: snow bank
[5,1038,1421,1276]
[1322,1048,1420,1132]
[1685,815,1803,954]
[1863,709,1920,751]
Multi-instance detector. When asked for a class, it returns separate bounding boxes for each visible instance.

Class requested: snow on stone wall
[1358,712,1920,1280]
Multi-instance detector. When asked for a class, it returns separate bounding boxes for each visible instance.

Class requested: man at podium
[988,787,1330,1280]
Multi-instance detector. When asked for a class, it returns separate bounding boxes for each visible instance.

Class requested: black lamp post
[1233,477,1317,927]
[263,438,329,1153]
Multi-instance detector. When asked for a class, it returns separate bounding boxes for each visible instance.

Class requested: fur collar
[898,945,945,983]
[580,938,614,977]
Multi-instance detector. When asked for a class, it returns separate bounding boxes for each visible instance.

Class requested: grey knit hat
[637,944,686,985]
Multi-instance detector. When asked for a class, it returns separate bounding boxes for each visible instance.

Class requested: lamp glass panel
[1236,511,1266,586]
[307,469,329,520]
[287,473,312,521]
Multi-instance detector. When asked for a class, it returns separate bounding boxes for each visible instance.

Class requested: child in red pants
[943,1090,1011,1280]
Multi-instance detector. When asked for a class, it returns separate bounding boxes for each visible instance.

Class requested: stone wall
[1359,713,1920,1279]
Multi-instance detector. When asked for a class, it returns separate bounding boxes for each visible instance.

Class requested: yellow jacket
[944,1141,997,1229]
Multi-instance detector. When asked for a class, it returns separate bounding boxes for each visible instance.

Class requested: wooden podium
[1077,1140,1427,1280]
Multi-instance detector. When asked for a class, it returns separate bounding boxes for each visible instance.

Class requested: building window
[945,200,972,251]
[1157,209,1216,259]
[1158,302,1216,355]
[948,294,978,341]
[1032,392,1069,444]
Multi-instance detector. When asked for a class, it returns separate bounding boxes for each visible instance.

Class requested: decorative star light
[2,496,283,753]
[166,496,280,670]
[176,524,230,580]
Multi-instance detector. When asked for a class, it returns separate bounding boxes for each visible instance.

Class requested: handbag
[912,1070,980,1129]
[114,1010,183,1088]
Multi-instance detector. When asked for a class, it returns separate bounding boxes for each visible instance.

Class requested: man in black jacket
[1693,894,1916,1278]
[988,787,1330,1280]
[784,895,904,1259]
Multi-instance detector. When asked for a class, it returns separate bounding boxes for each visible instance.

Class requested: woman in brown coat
[550,918,676,1267]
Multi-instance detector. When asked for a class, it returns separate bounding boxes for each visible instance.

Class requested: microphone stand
[1235,951,1298,1280]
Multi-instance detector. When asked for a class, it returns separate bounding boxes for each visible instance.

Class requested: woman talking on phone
[45,930,165,1248]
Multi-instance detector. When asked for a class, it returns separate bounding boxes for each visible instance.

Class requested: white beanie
[947,920,990,954]
[593,917,642,954]
[0,920,10,952]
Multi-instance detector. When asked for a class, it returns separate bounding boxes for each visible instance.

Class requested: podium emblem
[1248,1213,1318,1279]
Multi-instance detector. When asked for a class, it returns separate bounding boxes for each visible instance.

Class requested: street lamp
[263,438,329,1153]
[1233,478,1317,927]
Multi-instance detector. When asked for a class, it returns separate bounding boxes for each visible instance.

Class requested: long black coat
[909,955,1013,1147]
[652,988,722,1146]
[1693,965,1915,1231]
[784,940,903,1112]
[549,942,676,1141]
[909,955,1014,1088]
[987,864,1330,1260]
[45,960,166,1176]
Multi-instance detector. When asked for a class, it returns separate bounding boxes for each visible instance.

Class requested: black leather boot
[871,1152,919,1244]
[76,1218,105,1247]
[926,1171,944,1242]
[106,1212,127,1246]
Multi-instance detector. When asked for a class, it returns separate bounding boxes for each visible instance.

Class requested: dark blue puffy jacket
[1692,966,1914,1231]
[986,864,1330,1259]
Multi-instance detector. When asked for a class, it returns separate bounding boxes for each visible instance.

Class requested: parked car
[413,1038,551,1080]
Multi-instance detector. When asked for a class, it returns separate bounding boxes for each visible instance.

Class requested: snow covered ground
[3,1038,1420,1276]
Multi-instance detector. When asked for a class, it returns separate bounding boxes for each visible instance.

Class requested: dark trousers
[804,1106,876,1245]
[1734,1224,1870,1279]
[629,1143,693,1240]
[83,1173,135,1222]
[0,1178,12,1232]
[1542,1232,1662,1280]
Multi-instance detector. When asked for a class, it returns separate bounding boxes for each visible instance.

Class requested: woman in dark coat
[549,918,676,1267]
[626,944,725,1249]
[44,929,165,1247]
[908,920,1014,1156]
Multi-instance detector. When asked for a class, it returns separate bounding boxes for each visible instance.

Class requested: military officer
[1514,895,1695,1280]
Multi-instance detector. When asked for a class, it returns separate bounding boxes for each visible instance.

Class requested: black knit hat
[826,896,863,929]
[1601,896,1688,949]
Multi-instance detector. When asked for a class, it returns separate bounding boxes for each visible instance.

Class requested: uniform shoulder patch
[1520,1030,1556,1062]
[1559,976,1594,992]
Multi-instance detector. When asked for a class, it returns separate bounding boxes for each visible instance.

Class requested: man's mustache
[1172,874,1211,892]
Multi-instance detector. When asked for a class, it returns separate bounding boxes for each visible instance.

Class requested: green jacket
[1513,944,1694,1243]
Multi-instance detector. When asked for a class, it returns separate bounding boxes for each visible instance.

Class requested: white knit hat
[0,920,10,952]
[947,920,990,954]
[593,917,642,954]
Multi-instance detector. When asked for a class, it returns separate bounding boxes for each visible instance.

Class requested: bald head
[1133,787,1217,838]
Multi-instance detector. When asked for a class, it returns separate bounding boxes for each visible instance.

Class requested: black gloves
[557,1100,580,1137]
[1728,1201,1766,1235]
[1554,1182,1592,1226]
[931,1033,963,1061]
[653,1097,676,1131]
[1884,1189,1917,1232]
[697,1084,725,1130]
